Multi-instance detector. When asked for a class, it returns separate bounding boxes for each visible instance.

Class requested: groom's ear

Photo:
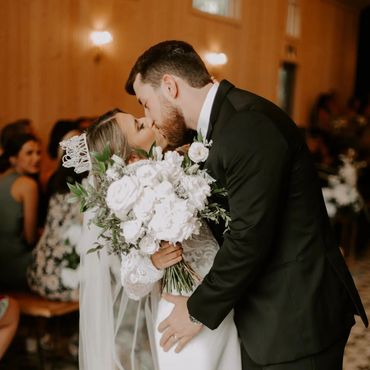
[161,74,178,100]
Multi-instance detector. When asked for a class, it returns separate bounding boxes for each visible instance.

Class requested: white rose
[120,219,142,244]
[188,142,209,163]
[61,267,80,289]
[135,164,160,187]
[133,189,156,222]
[154,181,175,199]
[106,176,142,218]
[139,235,159,255]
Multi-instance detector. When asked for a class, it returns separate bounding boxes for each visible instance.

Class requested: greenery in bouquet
[68,135,230,294]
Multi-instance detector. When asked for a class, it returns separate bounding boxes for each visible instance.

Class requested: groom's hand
[158,294,203,353]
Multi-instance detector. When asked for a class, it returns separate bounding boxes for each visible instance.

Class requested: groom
[125,40,368,369]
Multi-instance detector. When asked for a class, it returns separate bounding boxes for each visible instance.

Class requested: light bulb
[204,52,228,66]
[90,31,113,46]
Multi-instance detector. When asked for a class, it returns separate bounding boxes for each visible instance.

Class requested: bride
[63,109,241,370]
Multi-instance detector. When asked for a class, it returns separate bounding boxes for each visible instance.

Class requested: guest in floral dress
[27,129,87,301]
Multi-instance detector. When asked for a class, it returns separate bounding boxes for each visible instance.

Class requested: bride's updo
[86,108,132,162]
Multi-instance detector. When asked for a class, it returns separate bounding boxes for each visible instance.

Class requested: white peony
[188,142,209,163]
[157,151,185,183]
[181,175,211,210]
[164,150,183,167]
[106,176,142,219]
[120,219,142,244]
[148,198,195,243]
[133,189,156,222]
[153,181,175,199]
[135,164,160,187]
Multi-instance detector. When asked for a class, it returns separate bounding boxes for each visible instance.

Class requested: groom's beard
[158,98,189,150]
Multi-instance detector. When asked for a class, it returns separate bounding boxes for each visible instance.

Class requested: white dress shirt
[197,82,219,138]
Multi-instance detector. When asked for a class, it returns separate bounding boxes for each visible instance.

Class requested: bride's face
[116,112,163,152]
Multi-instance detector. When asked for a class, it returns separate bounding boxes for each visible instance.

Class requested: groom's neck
[181,82,214,131]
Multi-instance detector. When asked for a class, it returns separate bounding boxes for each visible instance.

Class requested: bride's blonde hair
[86,108,132,162]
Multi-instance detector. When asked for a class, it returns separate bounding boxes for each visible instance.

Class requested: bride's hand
[151,242,183,270]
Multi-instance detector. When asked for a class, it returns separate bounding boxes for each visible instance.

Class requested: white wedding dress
[120,222,242,370]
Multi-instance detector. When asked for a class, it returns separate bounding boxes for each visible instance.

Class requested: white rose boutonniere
[188,142,209,163]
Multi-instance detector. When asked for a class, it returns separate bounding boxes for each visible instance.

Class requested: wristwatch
[189,314,202,325]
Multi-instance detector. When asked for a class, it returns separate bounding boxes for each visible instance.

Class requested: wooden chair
[7,291,79,369]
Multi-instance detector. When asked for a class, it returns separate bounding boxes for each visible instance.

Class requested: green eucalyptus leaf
[133,147,149,159]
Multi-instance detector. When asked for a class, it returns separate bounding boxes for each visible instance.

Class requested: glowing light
[90,31,113,46]
[204,52,228,66]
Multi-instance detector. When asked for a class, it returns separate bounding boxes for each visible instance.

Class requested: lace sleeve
[120,250,163,300]
[182,222,220,280]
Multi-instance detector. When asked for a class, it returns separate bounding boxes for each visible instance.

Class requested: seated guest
[41,119,77,191]
[0,134,41,289]
[0,295,19,359]
[28,128,87,301]
[309,92,340,132]
[0,119,34,154]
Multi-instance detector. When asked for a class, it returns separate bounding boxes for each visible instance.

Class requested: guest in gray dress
[0,133,41,289]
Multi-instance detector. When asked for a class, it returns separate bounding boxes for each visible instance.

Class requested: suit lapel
[206,80,235,141]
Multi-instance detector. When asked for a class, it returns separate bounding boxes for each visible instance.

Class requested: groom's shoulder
[223,82,280,115]
[220,80,296,128]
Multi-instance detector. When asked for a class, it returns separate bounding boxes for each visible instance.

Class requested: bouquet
[69,137,230,294]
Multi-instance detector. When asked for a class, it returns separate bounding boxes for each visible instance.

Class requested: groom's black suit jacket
[187,80,368,365]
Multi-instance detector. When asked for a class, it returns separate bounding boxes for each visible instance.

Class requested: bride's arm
[120,243,182,300]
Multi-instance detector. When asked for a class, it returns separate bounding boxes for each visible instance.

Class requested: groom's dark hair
[125,40,212,95]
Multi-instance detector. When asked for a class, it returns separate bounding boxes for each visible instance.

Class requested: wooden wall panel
[0,0,360,152]
[296,0,359,125]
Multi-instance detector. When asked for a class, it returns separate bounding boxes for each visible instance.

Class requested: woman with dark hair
[27,127,87,301]
[0,119,34,154]
[0,134,41,289]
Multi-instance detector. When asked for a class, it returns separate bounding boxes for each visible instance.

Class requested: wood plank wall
[0,0,360,146]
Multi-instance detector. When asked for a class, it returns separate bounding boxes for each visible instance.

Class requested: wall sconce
[204,52,228,79]
[204,52,228,66]
[89,31,113,63]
